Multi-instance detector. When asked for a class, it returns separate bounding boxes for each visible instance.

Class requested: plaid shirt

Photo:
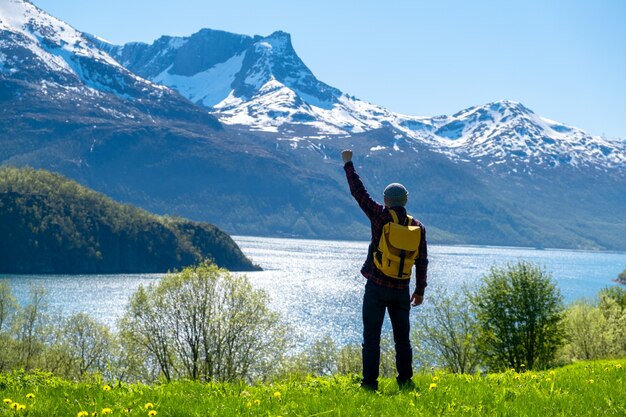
[344,161,428,295]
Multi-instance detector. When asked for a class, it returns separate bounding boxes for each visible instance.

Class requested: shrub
[0,282,19,371]
[600,286,626,309]
[119,261,288,382]
[598,290,626,358]
[54,313,115,378]
[12,285,51,371]
[413,290,481,373]
[560,300,612,361]
[469,261,565,371]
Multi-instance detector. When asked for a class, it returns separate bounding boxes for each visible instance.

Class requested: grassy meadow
[1,360,624,417]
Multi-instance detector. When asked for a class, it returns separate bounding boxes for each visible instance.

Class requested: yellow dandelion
[545,377,552,382]
[273,391,281,399]
[103,385,112,392]
[429,383,437,390]
[144,403,154,410]
[77,411,89,417]
[102,408,113,415]
[17,404,26,411]
[3,399,12,404]
[604,367,610,372]
[549,370,555,376]
[148,411,157,417]
[254,399,261,406]
[616,364,623,369]
[246,401,252,408]
[432,376,440,382]
[587,379,594,384]
[26,393,35,400]
[11,402,19,410]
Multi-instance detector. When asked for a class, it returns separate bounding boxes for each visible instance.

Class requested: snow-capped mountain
[3,2,626,250]
[417,100,626,172]
[102,27,626,174]
[0,0,218,125]
[101,29,426,136]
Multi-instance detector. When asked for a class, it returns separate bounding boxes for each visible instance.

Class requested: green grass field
[1,360,624,416]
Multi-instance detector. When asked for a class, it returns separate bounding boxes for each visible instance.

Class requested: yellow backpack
[373,209,422,279]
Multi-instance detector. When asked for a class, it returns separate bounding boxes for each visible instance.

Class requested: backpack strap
[389,209,409,277]
[389,209,400,224]
[390,209,413,226]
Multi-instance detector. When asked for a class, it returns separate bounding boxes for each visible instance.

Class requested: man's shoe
[360,382,378,391]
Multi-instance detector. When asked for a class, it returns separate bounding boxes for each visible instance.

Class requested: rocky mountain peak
[0,0,219,127]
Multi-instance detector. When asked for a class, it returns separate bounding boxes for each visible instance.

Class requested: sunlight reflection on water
[2,236,625,348]
[234,237,626,347]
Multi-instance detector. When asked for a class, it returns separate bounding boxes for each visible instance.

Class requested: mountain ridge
[100,27,626,175]
[2,0,626,251]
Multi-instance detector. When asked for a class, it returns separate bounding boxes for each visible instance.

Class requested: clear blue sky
[32,0,626,139]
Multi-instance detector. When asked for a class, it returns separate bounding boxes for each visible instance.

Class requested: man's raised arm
[342,150,383,221]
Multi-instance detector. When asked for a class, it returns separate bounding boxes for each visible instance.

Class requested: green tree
[333,337,395,377]
[119,285,174,381]
[337,344,361,375]
[560,301,611,361]
[57,313,114,378]
[413,290,481,373]
[469,261,565,371]
[280,335,340,377]
[600,286,626,309]
[598,290,626,358]
[0,282,19,371]
[13,285,50,371]
[120,262,287,382]
[0,281,18,333]
[304,335,338,376]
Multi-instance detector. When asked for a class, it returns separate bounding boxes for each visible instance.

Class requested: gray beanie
[383,183,408,207]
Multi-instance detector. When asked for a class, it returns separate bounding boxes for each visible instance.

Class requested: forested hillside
[0,167,258,273]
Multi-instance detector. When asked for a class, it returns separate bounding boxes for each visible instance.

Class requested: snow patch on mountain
[420,101,626,170]
[0,0,169,99]
[154,52,245,106]
[1,0,119,73]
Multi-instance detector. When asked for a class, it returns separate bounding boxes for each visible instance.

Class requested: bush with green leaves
[598,287,626,357]
[51,313,116,379]
[119,262,288,383]
[601,286,626,309]
[12,285,51,371]
[469,261,565,371]
[559,287,626,363]
[278,334,396,379]
[560,300,612,361]
[0,281,19,371]
[413,290,481,374]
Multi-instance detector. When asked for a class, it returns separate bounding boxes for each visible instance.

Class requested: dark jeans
[362,279,413,389]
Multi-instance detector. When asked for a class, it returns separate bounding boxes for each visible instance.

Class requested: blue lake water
[2,236,625,347]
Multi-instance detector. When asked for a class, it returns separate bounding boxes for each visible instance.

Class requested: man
[342,149,428,390]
